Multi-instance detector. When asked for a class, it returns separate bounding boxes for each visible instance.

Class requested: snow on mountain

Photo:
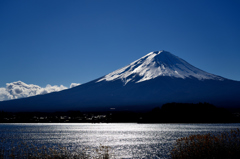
[97,51,224,85]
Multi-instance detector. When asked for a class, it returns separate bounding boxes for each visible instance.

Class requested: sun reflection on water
[0,123,239,158]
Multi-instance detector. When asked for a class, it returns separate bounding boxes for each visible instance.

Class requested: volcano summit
[0,51,240,112]
[98,51,224,84]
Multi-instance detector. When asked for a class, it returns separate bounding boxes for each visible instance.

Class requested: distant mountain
[1,51,240,112]
[97,51,224,84]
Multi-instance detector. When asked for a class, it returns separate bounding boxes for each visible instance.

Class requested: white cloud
[70,83,81,88]
[0,81,68,101]
[0,87,13,101]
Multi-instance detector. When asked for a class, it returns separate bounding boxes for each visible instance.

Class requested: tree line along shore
[0,102,240,123]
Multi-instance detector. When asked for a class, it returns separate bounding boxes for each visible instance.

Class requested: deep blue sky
[1,0,240,87]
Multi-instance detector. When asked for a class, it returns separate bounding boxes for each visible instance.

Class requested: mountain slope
[0,50,240,112]
[97,51,224,84]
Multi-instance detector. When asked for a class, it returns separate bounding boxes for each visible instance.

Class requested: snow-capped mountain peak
[97,50,224,84]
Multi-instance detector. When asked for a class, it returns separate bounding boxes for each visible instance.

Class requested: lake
[0,123,240,158]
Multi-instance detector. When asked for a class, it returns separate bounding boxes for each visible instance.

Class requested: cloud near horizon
[70,83,81,88]
[0,81,81,101]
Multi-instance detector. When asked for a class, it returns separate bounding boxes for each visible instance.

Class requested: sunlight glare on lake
[0,123,239,158]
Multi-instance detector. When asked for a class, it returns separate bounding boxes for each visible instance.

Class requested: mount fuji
[97,51,224,84]
[1,50,240,112]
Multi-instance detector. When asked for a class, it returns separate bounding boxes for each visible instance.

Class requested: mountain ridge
[97,50,225,85]
[0,50,239,112]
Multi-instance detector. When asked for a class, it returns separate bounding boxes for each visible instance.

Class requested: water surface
[0,123,239,158]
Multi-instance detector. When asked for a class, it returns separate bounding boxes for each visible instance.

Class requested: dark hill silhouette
[142,102,234,123]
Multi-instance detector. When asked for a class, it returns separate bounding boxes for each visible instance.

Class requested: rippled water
[0,123,240,158]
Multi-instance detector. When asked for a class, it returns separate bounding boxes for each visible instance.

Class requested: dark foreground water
[0,123,240,158]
